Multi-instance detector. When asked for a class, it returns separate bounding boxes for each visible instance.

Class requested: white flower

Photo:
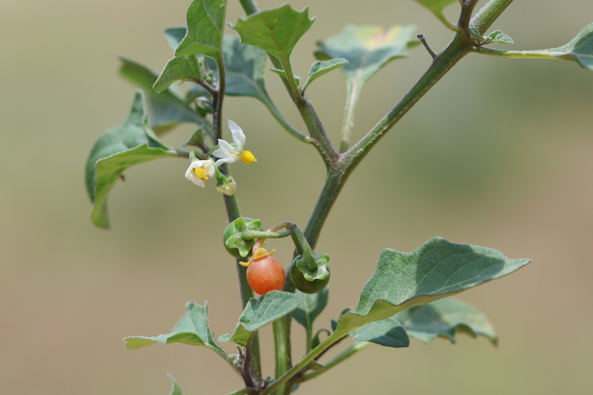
[185,159,215,187]
[212,120,257,166]
[216,177,237,196]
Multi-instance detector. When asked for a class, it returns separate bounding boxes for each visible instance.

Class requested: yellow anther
[240,150,257,164]
[195,167,209,182]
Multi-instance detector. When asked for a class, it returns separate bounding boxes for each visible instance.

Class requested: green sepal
[223,218,263,258]
[124,302,226,357]
[219,291,301,346]
[167,374,185,395]
[295,253,330,281]
[302,58,348,93]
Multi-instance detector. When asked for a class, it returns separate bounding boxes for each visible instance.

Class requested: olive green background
[2,0,593,394]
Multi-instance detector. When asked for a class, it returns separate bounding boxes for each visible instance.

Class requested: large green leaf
[317,25,417,88]
[119,58,209,134]
[85,91,177,228]
[165,27,187,50]
[349,316,409,348]
[175,0,227,60]
[292,288,329,334]
[544,23,593,70]
[396,297,498,345]
[231,4,315,64]
[124,302,225,356]
[316,238,529,347]
[219,291,300,346]
[167,374,185,395]
[316,25,417,145]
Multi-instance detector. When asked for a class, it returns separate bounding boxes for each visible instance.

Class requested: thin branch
[417,34,438,61]
[299,342,372,383]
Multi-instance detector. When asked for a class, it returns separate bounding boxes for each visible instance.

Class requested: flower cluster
[185,120,255,196]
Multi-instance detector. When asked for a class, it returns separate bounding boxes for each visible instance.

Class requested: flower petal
[228,119,246,148]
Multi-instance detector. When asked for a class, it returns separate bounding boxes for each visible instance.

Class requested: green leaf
[292,288,329,333]
[167,374,184,395]
[219,291,300,346]
[223,36,272,102]
[124,302,222,352]
[153,55,204,92]
[119,58,210,134]
[231,4,315,63]
[396,297,498,345]
[317,25,417,87]
[85,91,177,228]
[487,30,514,44]
[175,0,228,60]
[124,302,225,356]
[302,58,348,93]
[321,238,529,345]
[349,316,409,348]
[545,23,593,70]
[413,0,457,28]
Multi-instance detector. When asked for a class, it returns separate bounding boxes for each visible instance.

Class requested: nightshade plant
[84,0,593,394]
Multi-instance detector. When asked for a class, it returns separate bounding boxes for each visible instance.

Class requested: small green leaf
[175,0,228,60]
[269,68,301,87]
[167,374,185,395]
[487,30,514,44]
[302,58,348,93]
[153,55,203,93]
[85,91,177,228]
[219,291,300,346]
[231,4,315,63]
[349,316,409,348]
[317,25,417,86]
[545,23,593,70]
[318,238,529,347]
[119,58,210,134]
[124,302,225,357]
[292,288,329,333]
[469,26,483,39]
[413,0,457,28]
[396,297,498,345]
[182,128,205,148]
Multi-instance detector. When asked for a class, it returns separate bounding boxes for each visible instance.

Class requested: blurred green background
[2,0,593,394]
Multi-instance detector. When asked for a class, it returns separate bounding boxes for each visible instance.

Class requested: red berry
[246,256,285,295]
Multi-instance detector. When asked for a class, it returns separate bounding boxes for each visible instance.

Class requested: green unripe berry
[290,256,330,294]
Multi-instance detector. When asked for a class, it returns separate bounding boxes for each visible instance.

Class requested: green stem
[272,317,292,395]
[242,229,293,241]
[471,0,515,34]
[290,226,317,270]
[472,47,561,60]
[299,342,372,383]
